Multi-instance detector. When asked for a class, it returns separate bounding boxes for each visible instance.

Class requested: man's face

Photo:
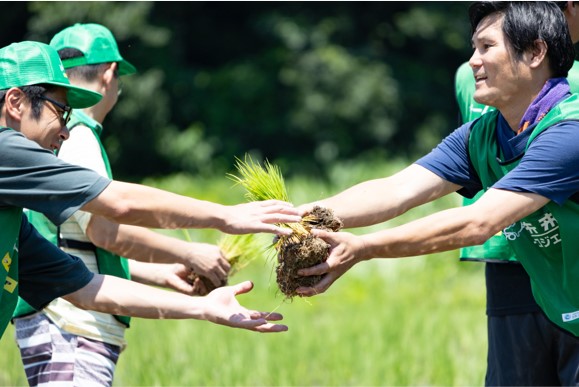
[20,87,70,152]
[469,14,533,110]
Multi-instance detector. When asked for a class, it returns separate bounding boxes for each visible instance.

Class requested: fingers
[297,261,330,277]
[248,311,284,321]
[219,257,231,273]
[237,311,288,332]
[171,278,196,295]
[257,200,300,213]
[310,228,334,243]
[204,264,229,288]
[231,280,254,296]
[252,323,289,333]
[259,213,302,225]
[192,277,209,296]
[296,274,335,297]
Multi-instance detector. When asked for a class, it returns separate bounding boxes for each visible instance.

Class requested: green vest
[455,62,579,262]
[0,207,22,338]
[13,111,131,326]
[468,94,579,336]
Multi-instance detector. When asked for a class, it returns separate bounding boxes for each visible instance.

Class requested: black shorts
[486,311,579,386]
[484,263,579,385]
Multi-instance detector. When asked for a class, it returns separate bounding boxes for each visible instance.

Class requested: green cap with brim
[0,41,102,109]
[51,23,136,76]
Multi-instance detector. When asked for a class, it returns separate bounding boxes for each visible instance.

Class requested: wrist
[207,203,228,232]
[359,234,379,261]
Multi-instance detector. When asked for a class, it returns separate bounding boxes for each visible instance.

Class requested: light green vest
[468,94,579,336]
[13,111,131,326]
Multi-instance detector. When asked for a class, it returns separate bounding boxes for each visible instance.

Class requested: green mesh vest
[0,207,22,337]
[13,111,131,327]
[468,94,579,336]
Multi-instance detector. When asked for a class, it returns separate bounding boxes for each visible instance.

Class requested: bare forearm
[65,274,205,319]
[360,189,549,260]
[83,181,225,229]
[88,217,194,265]
[360,206,492,259]
[315,165,458,228]
[82,181,301,235]
[128,260,165,286]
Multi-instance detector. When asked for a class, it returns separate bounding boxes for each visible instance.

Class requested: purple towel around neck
[518,77,570,133]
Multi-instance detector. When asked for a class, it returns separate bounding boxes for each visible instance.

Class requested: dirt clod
[275,206,343,298]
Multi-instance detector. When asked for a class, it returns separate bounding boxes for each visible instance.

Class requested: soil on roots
[276,206,343,298]
[186,273,227,296]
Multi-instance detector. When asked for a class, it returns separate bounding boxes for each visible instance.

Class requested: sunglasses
[39,95,72,126]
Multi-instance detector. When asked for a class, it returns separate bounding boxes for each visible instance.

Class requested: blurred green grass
[0,159,488,386]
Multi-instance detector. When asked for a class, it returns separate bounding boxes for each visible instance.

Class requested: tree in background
[1,2,472,181]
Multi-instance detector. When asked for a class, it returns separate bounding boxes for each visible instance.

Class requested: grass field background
[0,159,487,386]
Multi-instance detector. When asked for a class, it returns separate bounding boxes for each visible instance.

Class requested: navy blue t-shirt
[416,115,579,204]
[0,128,111,309]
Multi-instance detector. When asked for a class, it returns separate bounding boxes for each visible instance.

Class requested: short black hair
[0,84,56,120]
[58,48,111,82]
[469,1,575,77]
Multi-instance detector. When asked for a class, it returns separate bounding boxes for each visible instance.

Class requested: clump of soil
[186,273,226,296]
[275,206,343,298]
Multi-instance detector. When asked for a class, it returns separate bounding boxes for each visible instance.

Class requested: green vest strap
[0,207,23,337]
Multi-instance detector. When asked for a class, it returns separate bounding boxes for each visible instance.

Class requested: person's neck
[67,78,107,124]
[499,77,551,132]
[498,98,534,132]
[82,105,106,124]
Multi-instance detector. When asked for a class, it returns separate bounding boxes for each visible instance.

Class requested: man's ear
[4,88,27,123]
[567,1,576,16]
[528,39,548,69]
[102,62,118,89]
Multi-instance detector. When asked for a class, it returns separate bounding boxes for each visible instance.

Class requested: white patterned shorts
[13,312,121,387]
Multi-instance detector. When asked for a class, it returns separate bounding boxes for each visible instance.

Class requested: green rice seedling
[228,155,290,202]
[228,154,343,298]
[182,231,263,293]
[216,233,262,277]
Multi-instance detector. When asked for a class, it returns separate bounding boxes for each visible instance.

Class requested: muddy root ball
[276,206,343,298]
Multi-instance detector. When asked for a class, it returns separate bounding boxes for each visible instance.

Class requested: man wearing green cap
[12,24,232,385]
[0,39,299,383]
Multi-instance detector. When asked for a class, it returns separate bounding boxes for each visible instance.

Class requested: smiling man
[0,41,301,347]
[296,2,579,382]
[450,2,579,385]
[11,25,237,387]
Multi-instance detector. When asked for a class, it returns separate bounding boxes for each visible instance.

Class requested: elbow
[86,216,122,250]
[105,200,132,224]
[466,220,501,246]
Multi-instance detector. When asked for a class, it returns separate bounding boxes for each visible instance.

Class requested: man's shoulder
[568,60,579,93]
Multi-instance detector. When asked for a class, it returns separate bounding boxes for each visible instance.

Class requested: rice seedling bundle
[229,155,343,298]
[184,233,262,294]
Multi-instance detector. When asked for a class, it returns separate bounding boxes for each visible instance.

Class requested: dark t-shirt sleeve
[414,122,483,198]
[0,130,111,225]
[493,121,579,205]
[17,215,94,310]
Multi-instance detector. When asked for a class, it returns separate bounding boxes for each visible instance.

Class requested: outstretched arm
[64,276,287,333]
[86,215,229,288]
[304,164,460,228]
[297,188,549,296]
[81,180,302,235]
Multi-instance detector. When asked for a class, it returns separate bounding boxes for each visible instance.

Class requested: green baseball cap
[50,23,136,76]
[0,41,102,109]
